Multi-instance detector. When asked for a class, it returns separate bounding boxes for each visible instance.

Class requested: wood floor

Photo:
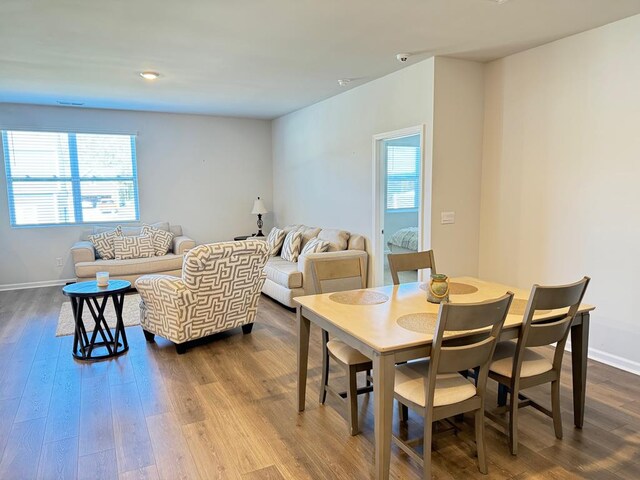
[0,287,639,479]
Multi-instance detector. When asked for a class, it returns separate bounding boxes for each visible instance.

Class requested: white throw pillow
[88,226,122,260]
[301,238,330,255]
[266,227,286,256]
[317,229,350,252]
[113,235,155,260]
[281,230,303,262]
[141,223,174,256]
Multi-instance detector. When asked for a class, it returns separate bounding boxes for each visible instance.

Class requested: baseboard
[587,347,640,376]
[0,278,75,291]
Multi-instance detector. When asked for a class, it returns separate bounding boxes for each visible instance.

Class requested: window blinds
[386,144,420,210]
[2,130,139,227]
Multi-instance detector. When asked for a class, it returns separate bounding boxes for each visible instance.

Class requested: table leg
[373,352,395,480]
[571,312,589,428]
[297,307,311,412]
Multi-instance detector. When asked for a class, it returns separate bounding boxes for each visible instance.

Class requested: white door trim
[371,124,426,287]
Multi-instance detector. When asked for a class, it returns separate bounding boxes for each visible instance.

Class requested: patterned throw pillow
[141,223,174,256]
[113,235,155,260]
[88,226,122,260]
[281,230,303,262]
[301,238,330,255]
[266,227,286,256]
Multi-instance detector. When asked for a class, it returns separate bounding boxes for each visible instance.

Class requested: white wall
[480,14,640,371]
[0,103,272,287]
[272,57,485,283]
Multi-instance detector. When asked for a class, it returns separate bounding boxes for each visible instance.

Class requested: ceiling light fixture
[486,0,510,4]
[337,78,352,87]
[139,71,161,80]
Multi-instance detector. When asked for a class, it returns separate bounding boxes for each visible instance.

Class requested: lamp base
[254,231,265,237]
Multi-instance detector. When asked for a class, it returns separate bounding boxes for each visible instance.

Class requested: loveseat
[71,222,196,284]
[262,225,368,307]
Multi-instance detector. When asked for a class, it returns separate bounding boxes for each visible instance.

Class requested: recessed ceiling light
[139,71,161,80]
[337,78,352,87]
[486,0,510,3]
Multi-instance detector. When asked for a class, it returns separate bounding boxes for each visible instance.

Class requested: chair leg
[551,380,563,439]
[319,336,329,405]
[497,383,508,407]
[241,323,254,334]
[366,368,371,387]
[175,343,187,355]
[508,389,519,455]
[142,329,155,343]
[475,407,488,474]
[346,365,359,436]
[423,415,433,480]
[399,403,409,423]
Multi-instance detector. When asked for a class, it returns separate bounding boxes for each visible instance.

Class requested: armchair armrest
[298,250,369,295]
[172,235,196,255]
[71,241,96,264]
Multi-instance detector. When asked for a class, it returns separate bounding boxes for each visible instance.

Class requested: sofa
[262,225,368,307]
[71,222,196,284]
[136,240,270,354]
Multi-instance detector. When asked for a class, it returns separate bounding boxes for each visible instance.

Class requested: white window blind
[386,144,420,210]
[2,130,139,227]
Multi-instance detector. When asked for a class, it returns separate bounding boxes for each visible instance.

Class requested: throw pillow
[113,235,155,260]
[266,227,286,256]
[281,230,303,262]
[88,226,122,260]
[141,223,174,256]
[317,229,350,252]
[301,238,330,255]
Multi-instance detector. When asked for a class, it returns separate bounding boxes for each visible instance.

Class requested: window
[385,143,420,210]
[2,130,139,227]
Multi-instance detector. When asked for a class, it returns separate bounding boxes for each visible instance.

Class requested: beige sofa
[71,222,196,284]
[262,225,368,307]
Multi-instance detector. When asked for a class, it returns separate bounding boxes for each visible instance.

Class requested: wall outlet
[56,257,64,267]
[441,211,455,224]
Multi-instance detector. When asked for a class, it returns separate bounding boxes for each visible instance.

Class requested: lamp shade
[251,197,268,215]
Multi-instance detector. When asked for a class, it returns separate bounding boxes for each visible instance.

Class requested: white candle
[96,271,109,287]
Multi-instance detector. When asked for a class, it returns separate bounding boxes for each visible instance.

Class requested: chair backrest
[181,239,270,325]
[311,257,365,294]
[388,250,437,285]
[515,277,590,375]
[427,293,514,400]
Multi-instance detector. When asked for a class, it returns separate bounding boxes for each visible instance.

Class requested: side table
[62,279,131,361]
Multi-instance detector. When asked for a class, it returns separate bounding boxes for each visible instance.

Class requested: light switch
[441,211,455,224]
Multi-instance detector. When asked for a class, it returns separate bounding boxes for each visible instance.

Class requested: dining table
[294,276,595,480]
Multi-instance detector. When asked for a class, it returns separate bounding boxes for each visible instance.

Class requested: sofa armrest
[298,250,369,295]
[71,241,96,265]
[172,235,196,255]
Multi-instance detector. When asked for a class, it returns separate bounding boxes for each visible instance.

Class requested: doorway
[372,126,426,286]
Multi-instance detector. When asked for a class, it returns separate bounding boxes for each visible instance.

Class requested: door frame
[371,124,428,287]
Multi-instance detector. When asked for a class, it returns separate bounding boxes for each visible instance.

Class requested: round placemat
[328,291,389,305]
[396,312,438,334]
[509,298,551,316]
[419,282,479,295]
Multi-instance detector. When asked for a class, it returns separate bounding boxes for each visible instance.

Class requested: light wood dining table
[295,277,595,480]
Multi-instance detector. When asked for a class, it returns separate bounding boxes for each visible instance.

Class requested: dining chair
[487,277,590,455]
[393,292,514,478]
[311,256,373,436]
[388,250,437,285]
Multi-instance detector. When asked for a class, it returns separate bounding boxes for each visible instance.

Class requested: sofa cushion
[88,226,122,260]
[296,226,321,248]
[113,235,155,260]
[264,257,303,289]
[142,223,174,256]
[75,253,184,278]
[93,221,170,238]
[301,238,330,254]
[318,229,350,252]
[281,230,303,262]
[266,227,286,256]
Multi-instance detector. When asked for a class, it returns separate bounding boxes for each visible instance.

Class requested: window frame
[1,130,140,228]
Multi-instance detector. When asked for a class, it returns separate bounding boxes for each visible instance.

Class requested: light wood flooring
[0,286,639,479]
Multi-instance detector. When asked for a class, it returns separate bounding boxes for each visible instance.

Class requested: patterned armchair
[135,239,269,354]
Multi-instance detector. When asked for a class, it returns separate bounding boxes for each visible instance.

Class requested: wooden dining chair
[393,292,514,478]
[311,256,373,436]
[487,277,590,455]
[388,250,437,285]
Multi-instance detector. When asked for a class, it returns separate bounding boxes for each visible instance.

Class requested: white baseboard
[587,347,640,376]
[0,278,75,291]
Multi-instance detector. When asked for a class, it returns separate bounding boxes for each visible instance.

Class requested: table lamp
[251,197,268,237]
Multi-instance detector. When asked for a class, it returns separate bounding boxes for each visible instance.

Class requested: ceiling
[2,0,640,119]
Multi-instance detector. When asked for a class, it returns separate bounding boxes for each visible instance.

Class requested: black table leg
[571,312,589,428]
